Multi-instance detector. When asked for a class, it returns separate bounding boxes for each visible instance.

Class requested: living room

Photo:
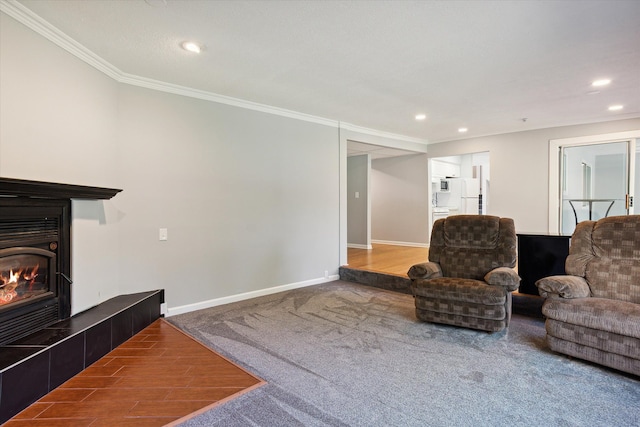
[2,0,639,319]
[0,1,639,424]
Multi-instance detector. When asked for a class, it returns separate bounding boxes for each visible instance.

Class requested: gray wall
[371,154,429,245]
[347,155,370,247]
[116,86,340,311]
[1,12,340,314]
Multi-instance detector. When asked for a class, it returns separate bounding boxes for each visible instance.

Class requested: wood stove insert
[0,178,121,344]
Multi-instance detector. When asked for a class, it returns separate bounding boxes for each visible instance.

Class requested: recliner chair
[536,215,640,376]
[408,215,520,332]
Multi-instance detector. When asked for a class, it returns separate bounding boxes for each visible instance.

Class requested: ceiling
[9,0,640,145]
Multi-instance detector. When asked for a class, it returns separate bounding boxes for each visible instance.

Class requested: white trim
[118,73,340,127]
[371,239,429,248]
[339,122,429,145]
[548,130,640,233]
[339,127,348,267]
[165,275,339,317]
[550,130,640,147]
[347,243,372,250]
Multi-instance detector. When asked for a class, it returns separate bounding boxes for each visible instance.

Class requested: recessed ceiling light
[592,79,611,87]
[181,41,202,54]
[415,114,427,121]
[608,105,624,111]
[458,128,468,133]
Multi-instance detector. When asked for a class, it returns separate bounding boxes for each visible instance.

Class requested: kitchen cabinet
[432,160,460,178]
[432,208,449,226]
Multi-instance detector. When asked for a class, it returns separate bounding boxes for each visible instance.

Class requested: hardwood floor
[346,243,429,277]
[347,243,520,277]
[347,243,542,317]
[6,319,265,426]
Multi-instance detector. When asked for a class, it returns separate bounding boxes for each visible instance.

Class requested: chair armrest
[408,262,442,280]
[484,267,520,292]
[535,275,591,298]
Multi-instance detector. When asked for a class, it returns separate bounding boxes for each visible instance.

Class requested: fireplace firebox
[0,178,121,345]
[0,198,70,345]
[0,248,57,310]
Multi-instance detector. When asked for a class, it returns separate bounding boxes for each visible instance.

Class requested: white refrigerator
[449,178,480,214]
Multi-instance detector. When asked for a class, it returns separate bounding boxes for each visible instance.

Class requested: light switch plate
[159,228,168,241]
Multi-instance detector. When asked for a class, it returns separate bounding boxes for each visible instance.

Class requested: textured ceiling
[12,0,640,144]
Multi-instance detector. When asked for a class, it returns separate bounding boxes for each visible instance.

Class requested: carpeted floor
[168,281,640,427]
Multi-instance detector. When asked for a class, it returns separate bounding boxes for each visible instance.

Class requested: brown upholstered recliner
[408,215,520,332]
[536,215,640,376]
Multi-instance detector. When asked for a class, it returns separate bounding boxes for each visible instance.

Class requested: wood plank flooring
[5,319,265,426]
[346,243,429,277]
[347,243,519,277]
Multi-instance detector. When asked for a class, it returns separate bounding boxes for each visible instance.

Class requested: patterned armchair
[536,215,640,376]
[408,215,520,332]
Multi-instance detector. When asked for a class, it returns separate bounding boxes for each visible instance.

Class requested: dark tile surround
[0,289,164,423]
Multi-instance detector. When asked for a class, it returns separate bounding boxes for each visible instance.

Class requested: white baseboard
[347,243,373,249]
[166,275,340,317]
[371,240,429,248]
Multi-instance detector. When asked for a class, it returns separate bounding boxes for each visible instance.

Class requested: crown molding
[339,122,428,146]
[117,72,340,128]
[1,0,427,144]
[0,0,121,80]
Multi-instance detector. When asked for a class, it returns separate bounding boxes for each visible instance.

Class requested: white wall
[427,118,640,233]
[1,12,340,315]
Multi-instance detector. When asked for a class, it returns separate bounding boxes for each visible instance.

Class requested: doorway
[429,152,490,230]
[560,141,630,234]
[549,130,640,234]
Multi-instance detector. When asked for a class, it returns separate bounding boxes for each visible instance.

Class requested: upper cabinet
[432,159,460,178]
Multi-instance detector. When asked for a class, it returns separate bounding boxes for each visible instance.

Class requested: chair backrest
[428,215,517,280]
[566,215,640,304]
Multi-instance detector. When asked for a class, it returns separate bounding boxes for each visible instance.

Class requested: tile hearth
[5,318,265,426]
[0,290,164,423]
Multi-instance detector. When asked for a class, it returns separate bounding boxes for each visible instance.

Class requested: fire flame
[0,263,43,305]
[1,266,39,288]
[23,264,39,281]
[9,269,19,283]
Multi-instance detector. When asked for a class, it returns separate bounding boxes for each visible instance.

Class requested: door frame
[548,130,640,233]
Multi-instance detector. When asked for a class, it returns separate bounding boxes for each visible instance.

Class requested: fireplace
[0,178,121,345]
[0,179,170,424]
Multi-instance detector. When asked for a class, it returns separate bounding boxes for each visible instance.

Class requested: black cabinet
[517,233,570,295]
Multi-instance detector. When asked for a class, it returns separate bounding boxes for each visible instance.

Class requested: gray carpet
[168,281,640,427]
